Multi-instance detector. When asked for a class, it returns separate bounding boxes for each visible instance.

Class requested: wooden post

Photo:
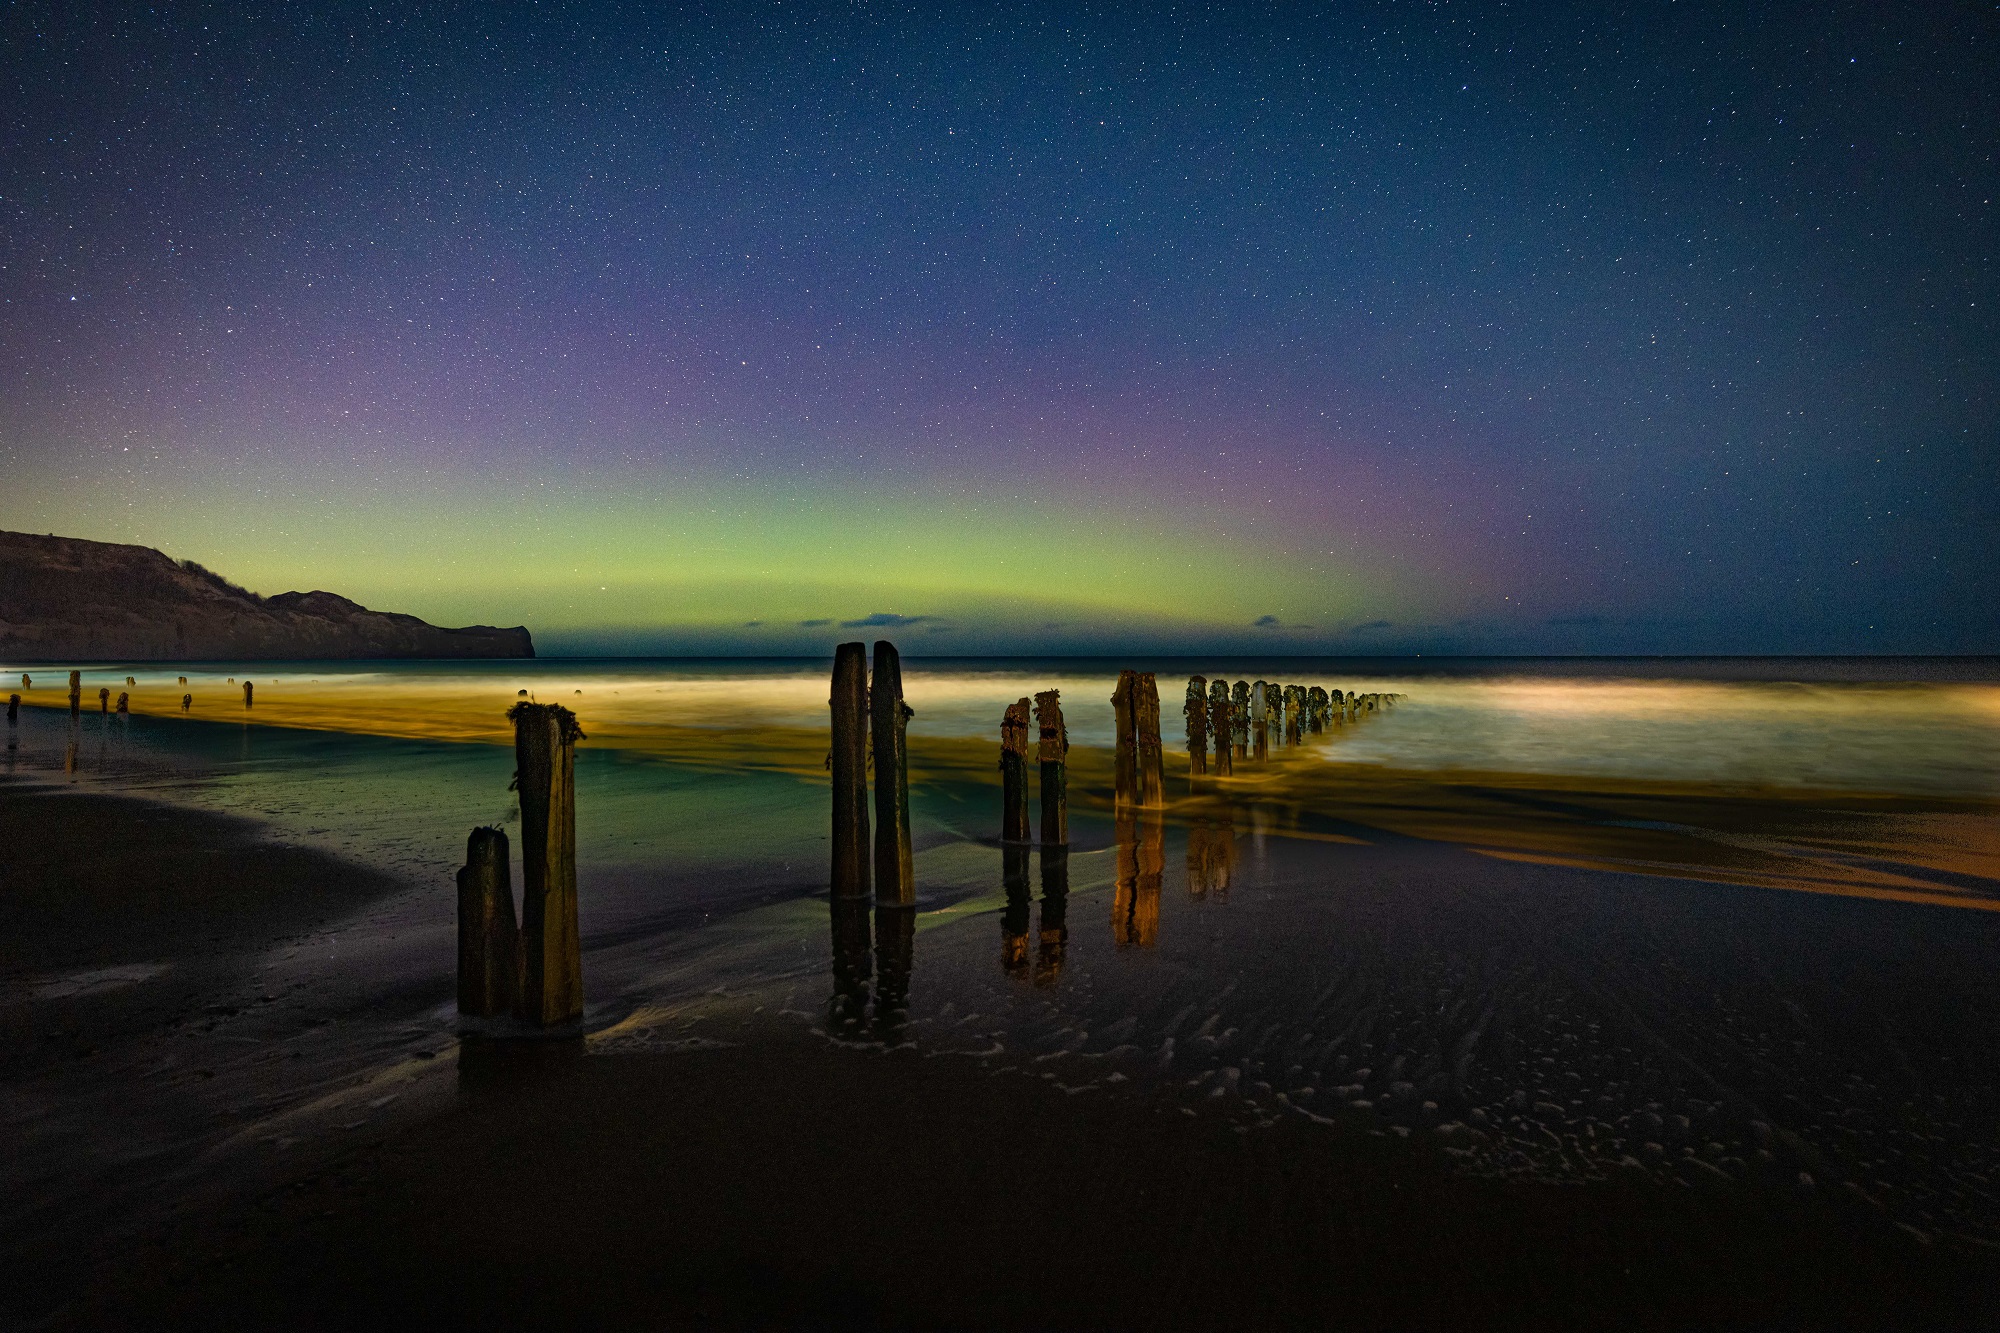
[125,676,135,687]
[6,694,17,723]
[1231,680,1250,757]
[1183,676,1208,777]
[1136,672,1164,808]
[870,640,914,907]
[456,826,519,1017]
[1208,681,1233,777]
[1251,681,1269,761]
[509,701,585,1026]
[829,642,870,899]
[1110,670,1138,810]
[180,693,191,712]
[68,671,81,718]
[97,687,109,714]
[243,681,254,708]
[1035,690,1068,846]
[115,692,128,715]
[1000,697,1031,842]
[18,674,27,691]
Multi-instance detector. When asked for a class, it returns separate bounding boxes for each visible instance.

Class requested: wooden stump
[870,640,914,907]
[243,681,254,708]
[1231,680,1250,757]
[115,692,128,715]
[1110,669,1139,810]
[1209,687,1233,777]
[97,687,109,714]
[1184,676,1208,778]
[1136,672,1164,808]
[829,642,871,899]
[181,694,191,712]
[1035,689,1068,846]
[68,671,81,718]
[456,826,519,1017]
[509,701,585,1026]
[1000,697,1032,843]
[6,693,17,724]
[1251,681,1269,761]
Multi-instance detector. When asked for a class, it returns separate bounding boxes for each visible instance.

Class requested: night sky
[4,1,1995,655]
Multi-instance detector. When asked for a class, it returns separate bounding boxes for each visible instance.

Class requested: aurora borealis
[3,2,1994,655]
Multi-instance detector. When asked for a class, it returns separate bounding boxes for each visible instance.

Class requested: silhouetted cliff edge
[0,532,534,660]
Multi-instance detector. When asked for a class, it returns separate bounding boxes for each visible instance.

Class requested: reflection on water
[1002,846,1031,975]
[1038,847,1070,985]
[1112,810,1163,947]
[1187,813,1237,900]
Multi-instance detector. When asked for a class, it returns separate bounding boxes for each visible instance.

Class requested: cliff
[0,532,534,661]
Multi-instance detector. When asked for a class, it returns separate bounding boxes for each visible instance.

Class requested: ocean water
[6,655,2000,1249]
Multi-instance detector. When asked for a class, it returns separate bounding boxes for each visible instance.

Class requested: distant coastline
[0,531,532,661]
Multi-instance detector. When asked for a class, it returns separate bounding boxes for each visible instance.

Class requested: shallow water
[4,655,2000,1255]
[10,655,2000,796]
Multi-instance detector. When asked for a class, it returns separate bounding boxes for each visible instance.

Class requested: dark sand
[5,782,1999,1330]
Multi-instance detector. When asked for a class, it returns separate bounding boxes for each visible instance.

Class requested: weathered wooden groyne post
[68,671,81,718]
[870,640,914,906]
[180,693,192,712]
[830,642,871,899]
[1308,686,1328,733]
[18,673,28,691]
[509,701,584,1026]
[1111,669,1138,809]
[1250,681,1269,760]
[1230,681,1249,758]
[115,692,128,715]
[1035,689,1068,846]
[456,826,519,1017]
[243,681,254,708]
[6,693,17,723]
[1184,676,1208,777]
[1000,697,1032,842]
[96,687,108,714]
[1208,679,1233,776]
[1136,672,1164,807]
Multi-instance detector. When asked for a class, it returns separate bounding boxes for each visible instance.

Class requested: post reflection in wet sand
[828,896,872,1036]
[873,904,916,1041]
[1112,809,1164,946]
[1187,812,1238,900]
[1037,845,1070,984]
[1002,844,1031,976]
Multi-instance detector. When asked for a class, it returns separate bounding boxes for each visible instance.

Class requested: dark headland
[0,531,532,660]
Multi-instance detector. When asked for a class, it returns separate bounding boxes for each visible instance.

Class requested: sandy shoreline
[6,777,2000,1328]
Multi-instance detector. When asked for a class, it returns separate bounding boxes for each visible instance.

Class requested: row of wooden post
[18,670,253,716]
[455,701,585,1027]
[1183,677,1397,771]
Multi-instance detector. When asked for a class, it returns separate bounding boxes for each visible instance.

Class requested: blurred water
[7,655,1998,796]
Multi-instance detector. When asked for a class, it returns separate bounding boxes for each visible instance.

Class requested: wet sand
[7,780,2000,1330]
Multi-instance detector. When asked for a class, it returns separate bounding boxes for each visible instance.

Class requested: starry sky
[4,1,1995,655]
